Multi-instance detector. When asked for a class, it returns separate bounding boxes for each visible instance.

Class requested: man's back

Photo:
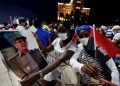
[36,27,51,47]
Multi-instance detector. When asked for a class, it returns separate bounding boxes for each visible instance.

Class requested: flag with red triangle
[88,29,120,58]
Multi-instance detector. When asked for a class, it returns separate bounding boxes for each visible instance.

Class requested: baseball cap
[13,34,26,42]
[76,25,91,34]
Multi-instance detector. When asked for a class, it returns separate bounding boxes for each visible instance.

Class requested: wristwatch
[39,71,44,80]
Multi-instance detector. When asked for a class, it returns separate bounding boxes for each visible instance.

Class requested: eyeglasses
[15,39,26,43]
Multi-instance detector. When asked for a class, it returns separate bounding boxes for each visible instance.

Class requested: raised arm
[33,33,54,53]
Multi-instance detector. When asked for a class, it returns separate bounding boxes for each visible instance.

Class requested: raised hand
[99,78,118,86]
[20,72,39,86]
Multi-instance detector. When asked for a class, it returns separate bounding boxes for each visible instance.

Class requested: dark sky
[84,0,120,24]
[0,0,119,24]
[0,0,58,23]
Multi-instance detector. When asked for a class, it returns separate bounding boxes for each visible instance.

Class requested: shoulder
[54,37,61,42]
[41,29,51,35]
[67,43,77,52]
[52,37,60,46]
[74,43,84,52]
[77,43,84,48]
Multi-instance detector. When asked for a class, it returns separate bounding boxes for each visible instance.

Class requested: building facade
[58,0,90,21]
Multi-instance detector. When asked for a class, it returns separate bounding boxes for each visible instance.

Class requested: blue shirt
[36,27,51,47]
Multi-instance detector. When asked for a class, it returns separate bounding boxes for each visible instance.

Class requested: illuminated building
[58,0,74,21]
[58,0,90,21]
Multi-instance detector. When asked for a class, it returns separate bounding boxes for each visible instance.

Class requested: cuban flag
[86,28,120,81]
[87,28,120,58]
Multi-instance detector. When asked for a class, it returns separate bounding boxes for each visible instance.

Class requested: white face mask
[79,37,89,46]
[58,33,68,40]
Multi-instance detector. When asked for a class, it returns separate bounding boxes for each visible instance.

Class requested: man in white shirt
[16,17,27,31]
[16,17,39,50]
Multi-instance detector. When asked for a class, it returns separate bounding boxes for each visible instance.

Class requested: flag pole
[93,24,97,60]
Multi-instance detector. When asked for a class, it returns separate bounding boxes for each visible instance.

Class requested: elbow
[64,50,74,61]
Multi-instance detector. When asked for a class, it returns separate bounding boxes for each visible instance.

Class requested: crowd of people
[0,17,120,86]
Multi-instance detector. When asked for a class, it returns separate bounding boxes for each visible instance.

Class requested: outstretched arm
[20,50,74,85]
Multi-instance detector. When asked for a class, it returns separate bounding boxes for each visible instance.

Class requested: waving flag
[86,28,120,80]
[89,29,120,58]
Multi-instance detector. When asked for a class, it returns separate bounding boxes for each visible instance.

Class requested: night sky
[0,0,119,24]
[0,0,58,23]
[87,0,120,24]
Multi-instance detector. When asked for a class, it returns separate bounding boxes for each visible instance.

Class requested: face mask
[79,37,89,46]
[58,33,68,40]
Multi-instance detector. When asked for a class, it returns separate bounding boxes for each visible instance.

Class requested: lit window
[76,7,80,9]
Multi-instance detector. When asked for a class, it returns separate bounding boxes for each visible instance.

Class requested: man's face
[78,30,90,46]
[14,38,28,52]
